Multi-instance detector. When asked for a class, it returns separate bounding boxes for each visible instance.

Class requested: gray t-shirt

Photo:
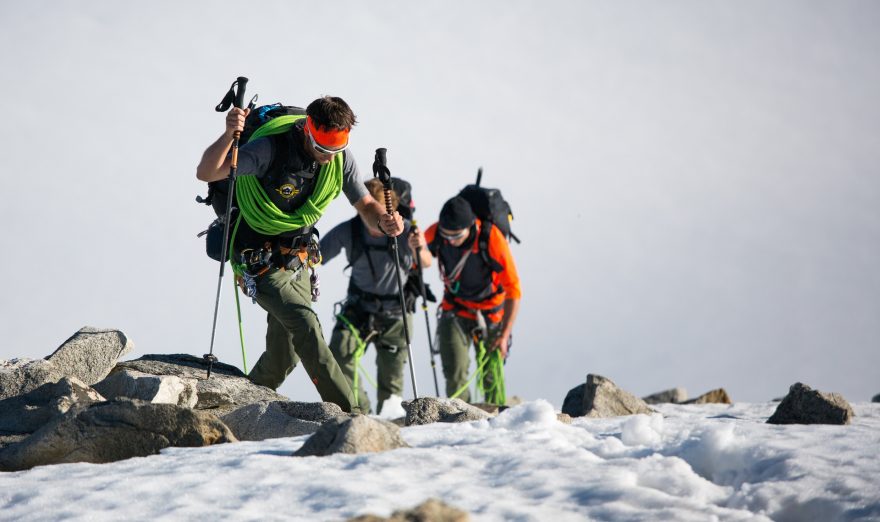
[236,121,368,209]
[321,218,415,314]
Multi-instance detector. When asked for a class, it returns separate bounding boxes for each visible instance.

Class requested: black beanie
[439,196,475,230]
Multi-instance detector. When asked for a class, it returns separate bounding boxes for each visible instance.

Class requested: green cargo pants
[437,310,503,403]
[247,268,358,413]
[329,309,412,414]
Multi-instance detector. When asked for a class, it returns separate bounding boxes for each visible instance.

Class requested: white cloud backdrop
[1,0,877,406]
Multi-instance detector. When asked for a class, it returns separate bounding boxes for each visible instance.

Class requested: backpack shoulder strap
[478,221,504,273]
[345,216,364,271]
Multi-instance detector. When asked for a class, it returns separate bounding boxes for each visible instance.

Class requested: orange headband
[305,116,350,150]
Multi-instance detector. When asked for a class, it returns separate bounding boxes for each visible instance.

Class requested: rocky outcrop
[221,401,345,441]
[0,377,104,434]
[115,354,287,415]
[0,399,236,471]
[404,397,491,426]
[0,358,67,402]
[682,388,732,405]
[872,393,879,403]
[562,383,587,417]
[642,387,688,405]
[45,327,134,385]
[94,369,197,408]
[293,415,408,457]
[565,374,655,418]
[767,382,853,425]
[349,498,470,521]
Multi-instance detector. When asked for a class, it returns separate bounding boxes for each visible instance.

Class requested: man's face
[304,123,348,165]
[439,226,470,247]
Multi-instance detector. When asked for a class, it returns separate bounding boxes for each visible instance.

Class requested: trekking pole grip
[373,148,394,213]
[233,77,248,109]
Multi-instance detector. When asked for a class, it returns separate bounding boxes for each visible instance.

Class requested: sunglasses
[306,126,348,155]
[439,228,469,241]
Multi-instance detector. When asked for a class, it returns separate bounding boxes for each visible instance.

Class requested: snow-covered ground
[2,400,878,521]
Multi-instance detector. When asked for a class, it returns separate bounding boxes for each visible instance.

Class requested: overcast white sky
[0,1,877,406]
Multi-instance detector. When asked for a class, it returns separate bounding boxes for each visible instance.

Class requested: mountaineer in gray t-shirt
[320,179,433,414]
[196,96,405,414]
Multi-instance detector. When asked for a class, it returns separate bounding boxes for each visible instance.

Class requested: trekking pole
[412,219,440,396]
[204,76,248,379]
[373,148,419,400]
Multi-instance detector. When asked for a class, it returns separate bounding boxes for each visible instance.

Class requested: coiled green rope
[236,115,343,236]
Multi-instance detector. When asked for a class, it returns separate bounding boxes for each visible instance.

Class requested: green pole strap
[233,276,248,374]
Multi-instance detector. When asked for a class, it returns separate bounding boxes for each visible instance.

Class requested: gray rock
[0,377,104,435]
[404,397,491,426]
[94,369,197,408]
[348,498,470,521]
[561,383,586,417]
[293,415,408,457]
[872,393,879,403]
[583,374,655,418]
[0,399,236,471]
[767,382,854,425]
[0,358,66,401]
[221,401,345,441]
[682,388,732,405]
[115,354,287,415]
[643,387,688,405]
[45,327,134,385]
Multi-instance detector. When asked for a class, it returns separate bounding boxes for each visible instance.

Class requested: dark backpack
[197,104,307,217]
[457,167,519,244]
[428,168,518,275]
[196,104,307,261]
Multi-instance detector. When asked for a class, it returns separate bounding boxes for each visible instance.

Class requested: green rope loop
[236,114,344,236]
[449,338,506,405]
[450,339,492,400]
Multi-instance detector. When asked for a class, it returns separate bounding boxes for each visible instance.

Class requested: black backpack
[429,168,518,274]
[457,168,519,244]
[197,104,307,217]
[196,104,307,261]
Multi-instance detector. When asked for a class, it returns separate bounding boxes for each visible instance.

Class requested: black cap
[439,196,475,230]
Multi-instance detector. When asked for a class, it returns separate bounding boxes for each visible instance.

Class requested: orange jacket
[425,219,521,322]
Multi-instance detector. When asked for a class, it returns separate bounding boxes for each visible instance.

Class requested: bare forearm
[418,246,433,268]
[196,133,234,182]
[360,199,386,235]
[499,298,520,339]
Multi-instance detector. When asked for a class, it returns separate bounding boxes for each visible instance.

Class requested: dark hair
[306,96,357,130]
[365,178,398,210]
